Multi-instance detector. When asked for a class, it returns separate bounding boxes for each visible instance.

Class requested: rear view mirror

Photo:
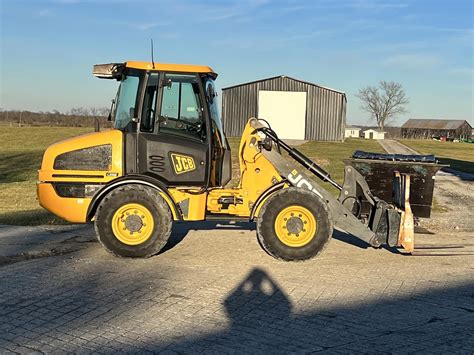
[107,99,115,121]
[207,83,215,104]
[162,78,172,89]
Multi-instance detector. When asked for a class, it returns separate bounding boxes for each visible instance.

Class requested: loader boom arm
[248,118,412,250]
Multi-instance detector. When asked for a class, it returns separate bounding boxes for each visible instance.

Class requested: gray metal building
[221,75,346,141]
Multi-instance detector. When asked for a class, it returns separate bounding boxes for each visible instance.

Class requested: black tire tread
[256,187,333,261]
[94,184,172,258]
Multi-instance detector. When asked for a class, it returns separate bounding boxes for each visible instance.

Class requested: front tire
[94,185,172,258]
[257,188,333,261]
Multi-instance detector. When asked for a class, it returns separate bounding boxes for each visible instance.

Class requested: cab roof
[93,61,217,79]
[125,60,216,74]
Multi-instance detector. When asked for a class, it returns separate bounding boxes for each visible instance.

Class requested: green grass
[399,139,474,174]
[0,127,384,225]
[297,138,385,195]
[0,127,93,225]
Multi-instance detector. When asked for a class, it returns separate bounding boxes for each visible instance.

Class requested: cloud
[158,33,180,40]
[37,9,53,17]
[134,21,176,32]
[449,67,474,77]
[383,54,441,70]
[99,19,171,31]
[136,23,161,31]
[348,0,409,11]
[209,29,332,52]
[178,0,270,23]
[268,30,333,44]
[52,0,81,3]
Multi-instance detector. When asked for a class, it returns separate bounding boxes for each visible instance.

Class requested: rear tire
[257,187,333,261]
[94,185,172,258]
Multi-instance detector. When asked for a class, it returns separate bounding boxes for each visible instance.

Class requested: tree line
[1,80,410,132]
[0,107,112,128]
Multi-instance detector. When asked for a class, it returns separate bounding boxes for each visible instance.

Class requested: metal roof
[402,119,470,130]
[222,75,346,95]
[363,129,385,133]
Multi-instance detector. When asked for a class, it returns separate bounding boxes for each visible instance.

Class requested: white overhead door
[258,90,307,140]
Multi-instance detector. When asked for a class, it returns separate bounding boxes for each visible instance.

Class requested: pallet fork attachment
[393,172,415,253]
[392,173,473,256]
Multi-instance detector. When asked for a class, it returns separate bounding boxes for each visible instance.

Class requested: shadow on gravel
[0,252,473,353]
[332,229,370,249]
[163,222,372,254]
[0,248,169,352]
[120,268,474,353]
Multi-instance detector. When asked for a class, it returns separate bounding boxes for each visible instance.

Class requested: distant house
[363,129,385,140]
[345,126,361,138]
[401,119,472,139]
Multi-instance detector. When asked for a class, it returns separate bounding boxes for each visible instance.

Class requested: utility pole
[19,111,22,127]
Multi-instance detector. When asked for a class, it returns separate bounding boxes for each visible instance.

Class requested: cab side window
[159,74,206,142]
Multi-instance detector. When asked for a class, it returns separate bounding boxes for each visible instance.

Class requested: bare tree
[356,81,409,130]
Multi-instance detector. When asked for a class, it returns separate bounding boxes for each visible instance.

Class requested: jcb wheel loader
[37,61,414,261]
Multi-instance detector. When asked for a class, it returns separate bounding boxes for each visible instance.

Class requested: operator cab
[93,61,232,189]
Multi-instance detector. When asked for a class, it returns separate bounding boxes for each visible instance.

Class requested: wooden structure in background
[401,119,472,140]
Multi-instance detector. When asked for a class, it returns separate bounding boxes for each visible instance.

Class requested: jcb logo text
[171,153,196,174]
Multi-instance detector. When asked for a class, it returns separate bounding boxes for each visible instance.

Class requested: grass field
[399,139,474,173]
[0,127,93,225]
[0,127,384,225]
[296,138,385,195]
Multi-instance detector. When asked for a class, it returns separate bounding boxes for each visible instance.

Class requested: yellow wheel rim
[111,203,154,245]
[274,205,317,247]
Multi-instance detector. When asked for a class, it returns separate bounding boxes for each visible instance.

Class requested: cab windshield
[114,70,143,130]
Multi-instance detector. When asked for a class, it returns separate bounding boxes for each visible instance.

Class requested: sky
[0,0,473,126]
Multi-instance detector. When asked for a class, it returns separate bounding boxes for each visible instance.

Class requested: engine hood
[39,129,123,183]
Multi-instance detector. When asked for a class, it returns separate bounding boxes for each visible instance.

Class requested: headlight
[54,183,103,198]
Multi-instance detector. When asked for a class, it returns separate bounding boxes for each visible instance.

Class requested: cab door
[137,72,210,187]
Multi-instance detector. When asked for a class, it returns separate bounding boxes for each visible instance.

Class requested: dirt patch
[0,248,78,267]
[0,234,97,268]
[420,173,474,233]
